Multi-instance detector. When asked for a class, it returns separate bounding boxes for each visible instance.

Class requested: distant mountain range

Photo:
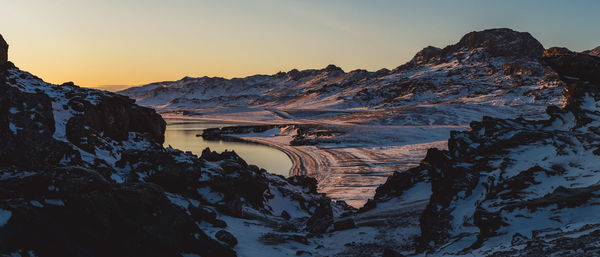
[119,28,599,125]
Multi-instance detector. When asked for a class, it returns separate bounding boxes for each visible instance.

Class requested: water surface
[163,120,293,176]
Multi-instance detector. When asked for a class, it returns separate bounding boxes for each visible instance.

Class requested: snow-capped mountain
[120,28,565,124]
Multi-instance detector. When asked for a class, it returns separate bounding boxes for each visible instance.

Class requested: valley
[3,27,600,256]
[120,28,565,208]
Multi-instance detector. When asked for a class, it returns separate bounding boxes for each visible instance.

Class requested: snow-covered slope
[363,47,600,256]
[120,28,565,123]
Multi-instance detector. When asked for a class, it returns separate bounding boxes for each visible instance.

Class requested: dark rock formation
[333,218,356,231]
[258,233,309,245]
[0,85,80,169]
[288,176,318,194]
[541,47,600,86]
[305,198,334,234]
[68,94,166,145]
[0,34,7,65]
[399,28,545,70]
[409,46,442,66]
[215,230,238,247]
[448,28,544,58]
[0,166,235,257]
[320,64,344,74]
[382,248,406,257]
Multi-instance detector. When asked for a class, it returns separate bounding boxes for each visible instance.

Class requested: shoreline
[162,115,458,207]
[230,136,307,177]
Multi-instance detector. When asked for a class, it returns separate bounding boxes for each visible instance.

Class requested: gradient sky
[1,0,599,89]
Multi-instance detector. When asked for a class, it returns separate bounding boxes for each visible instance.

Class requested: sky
[1,0,599,89]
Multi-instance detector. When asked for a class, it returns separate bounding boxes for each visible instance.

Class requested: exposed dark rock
[277,221,297,232]
[408,46,442,66]
[200,147,246,163]
[259,233,309,245]
[320,64,344,74]
[0,85,80,169]
[189,205,217,222]
[447,28,544,59]
[373,167,429,201]
[541,47,600,88]
[287,176,318,194]
[357,199,376,213]
[398,28,545,70]
[0,166,235,257]
[306,198,333,234]
[0,34,7,65]
[66,93,166,145]
[280,210,291,220]
[333,218,356,231]
[382,248,405,257]
[215,230,238,247]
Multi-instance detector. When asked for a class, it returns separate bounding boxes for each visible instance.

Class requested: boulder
[280,210,291,220]
[305,198,333,234]
[215,230,238,247]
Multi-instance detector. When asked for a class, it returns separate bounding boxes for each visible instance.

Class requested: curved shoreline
[233,136,309,177]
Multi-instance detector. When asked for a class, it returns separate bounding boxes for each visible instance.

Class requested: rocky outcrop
[408,46,442,66]
[541,47,600,86]
[399,28,545,70]
[0,166,235,257]
[446,28,544,59]
[0,84,79,169]
[366,47,600,255]
[0,34,7,65]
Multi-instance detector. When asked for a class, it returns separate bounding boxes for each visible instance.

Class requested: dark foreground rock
[0,166,235,257]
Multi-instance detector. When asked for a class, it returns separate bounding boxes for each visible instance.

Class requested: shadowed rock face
[0,34,7,65]
[541,47,600,86]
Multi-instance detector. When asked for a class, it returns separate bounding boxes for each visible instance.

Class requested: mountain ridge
[119,28,568,128]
